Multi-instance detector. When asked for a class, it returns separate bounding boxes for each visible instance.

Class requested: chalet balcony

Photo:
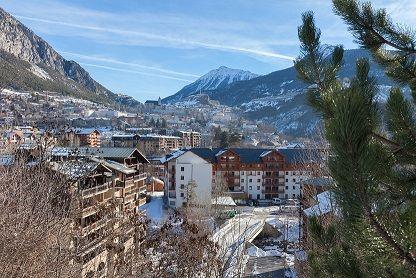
[124,193,135,203]
[135,196,146,207]
[81,218,109,236]
[81,181,112,198]
[134,173,147,182]
[139,184,146,193]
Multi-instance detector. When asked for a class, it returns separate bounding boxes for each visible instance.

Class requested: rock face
[164,66,258,103]
[0,7,141,108]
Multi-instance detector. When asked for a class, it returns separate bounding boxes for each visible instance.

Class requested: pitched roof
[56,160,100,180]
[49,147,149,163]
[277,148,321,164]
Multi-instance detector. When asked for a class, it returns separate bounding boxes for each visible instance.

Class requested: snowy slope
[164,66,258,103]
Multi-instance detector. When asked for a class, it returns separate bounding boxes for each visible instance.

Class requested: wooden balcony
[81,181,111,198]
[81,218,109,236]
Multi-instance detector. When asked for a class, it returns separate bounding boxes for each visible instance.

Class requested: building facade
[163,147,318,208]
[51,147,149,277]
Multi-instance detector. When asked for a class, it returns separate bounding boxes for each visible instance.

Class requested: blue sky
[0,0,413,101]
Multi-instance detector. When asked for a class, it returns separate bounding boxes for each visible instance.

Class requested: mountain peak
[164,66,258,103]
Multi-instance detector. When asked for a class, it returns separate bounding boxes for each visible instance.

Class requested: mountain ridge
[0,7,141,109]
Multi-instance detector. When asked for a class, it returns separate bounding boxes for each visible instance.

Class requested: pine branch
[363,204,416,266]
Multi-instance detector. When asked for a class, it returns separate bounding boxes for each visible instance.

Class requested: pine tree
[295,1,416,276]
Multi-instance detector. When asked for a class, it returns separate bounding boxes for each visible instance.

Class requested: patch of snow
[29,64,51,80]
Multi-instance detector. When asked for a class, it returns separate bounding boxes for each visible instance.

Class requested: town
[0,93,330,276]
[1,0,415,277]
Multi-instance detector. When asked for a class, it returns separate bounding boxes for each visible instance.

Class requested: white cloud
[80,62,193,82]
[9,0,296,61]
[60,51,200,78]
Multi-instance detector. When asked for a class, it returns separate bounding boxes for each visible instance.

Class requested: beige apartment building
[137,134,182,154]
[180,131,201,148]
[53,147,149,277]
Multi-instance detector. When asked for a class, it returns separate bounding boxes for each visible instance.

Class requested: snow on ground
[266,216,300,243]
[139,193,168,226]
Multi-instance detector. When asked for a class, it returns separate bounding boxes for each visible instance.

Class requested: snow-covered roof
[160,149,185,163]
[303,191,336,217]
[211,196,237,206]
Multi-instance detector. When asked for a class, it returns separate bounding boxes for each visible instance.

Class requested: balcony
[124,193,135,203]
[134,173,147,182]
[136,197,146,207]
[81,182,111,197]
[81,218,109,236]
[138,184,147,193]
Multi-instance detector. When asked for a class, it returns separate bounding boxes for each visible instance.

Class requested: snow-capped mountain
[165,49,400,136]
[164,66,258,103]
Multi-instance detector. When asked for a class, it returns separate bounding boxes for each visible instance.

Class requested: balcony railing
[81,218,109,236]
[139,185,146,193]
[134,173,147,181]
[81,181,111,197]
[136,197,146,207]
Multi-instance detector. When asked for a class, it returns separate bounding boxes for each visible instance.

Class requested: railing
[81,218,109,236]
[81,182,111,197]
[139,185,147,193]
[124,194,135,203]
[134,173,147,181]
[136,197,146,207]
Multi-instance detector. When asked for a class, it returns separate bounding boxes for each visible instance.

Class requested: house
[179,131,201,148]
[137,134,183,154]
[112,134,140,148]
[65,128,101,148]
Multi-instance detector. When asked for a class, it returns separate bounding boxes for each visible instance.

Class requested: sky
[0,0,414,102]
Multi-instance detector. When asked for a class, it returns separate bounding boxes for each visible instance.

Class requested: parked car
[286,198,300,206]
[272,197,283,205]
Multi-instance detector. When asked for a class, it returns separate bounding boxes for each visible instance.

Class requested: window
[292,194,296,198]
[257,186,260,190]
[181,166,184,171]
[257,179,261,183]
[241,179,245,182]
[180,184,185,189]
[285,179,288,182]
[257,171,261,175]
[180,192,184,197]
[249,179,253,183]
[293,186,296,190]
[292,178,296,182]
[257,194,260,199]
[285,171,289,175]
[285,186,288,190]
[181,176,184,180]
[249,186,252,190]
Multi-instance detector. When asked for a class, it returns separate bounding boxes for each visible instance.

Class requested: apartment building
[163,147,319,208]
[112,134,140,148]
[65,128,101,148]
[54,147,149,277]
[180,131,201,148]
[137,134,182,154]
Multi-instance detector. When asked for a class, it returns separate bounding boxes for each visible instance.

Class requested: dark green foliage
[295,3,416,276]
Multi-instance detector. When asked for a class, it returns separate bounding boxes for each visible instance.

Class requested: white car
[272,197,283,205]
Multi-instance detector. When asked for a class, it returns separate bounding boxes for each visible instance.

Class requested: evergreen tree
[295,2,416,276]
